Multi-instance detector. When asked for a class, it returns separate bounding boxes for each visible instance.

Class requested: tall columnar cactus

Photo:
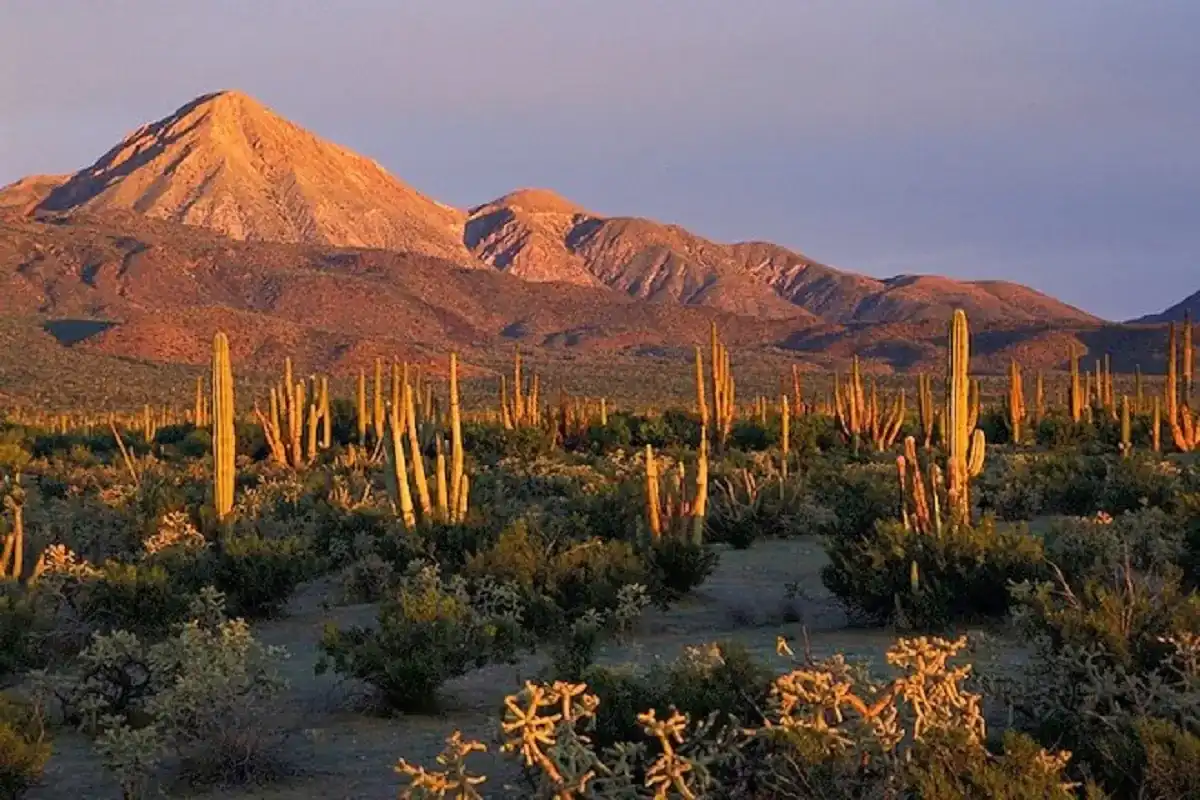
[1005,359,1026,445]
[211,331,236,521]
[1135,366,1145,414]
[1173,406,1200,452]
[1166,322,1179,429]
[643,439,708,543]
[835,357,904,452]
[897,436,942,537]
[1068,344,1084,423]
[791,364,804,417]
[945,310,985,524]
[1185,310,1195,408]
[319,376,331,450]
[383,398,417,530]
[356,369,368,445]
[709,323,736,448]
[448,353,465,521]
[694,346,709,428]
[1153,397,1162,453]
[0,472,26,580]
[257,363,324,470]
[1120,395,1132,458]
[779,395,790,479]
[194,376,207,427]
[373,358,385,446]
[917,373,935,449]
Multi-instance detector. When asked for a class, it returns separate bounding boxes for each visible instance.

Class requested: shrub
[1009,564,1200,795]
[316,563,521,712]
[822,518,1048,628]
[35,590,289,788]
[0,695,50,799]
[807,461,900,541]
[642,536,718,606]
[705,470,819,548]
[0,584,49,677]
[1043,508,1185,583]
[185,534,313,619]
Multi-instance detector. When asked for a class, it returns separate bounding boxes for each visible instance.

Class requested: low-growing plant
[316,563,523,712]
[0,694,50,799]
[822,517,1048,629]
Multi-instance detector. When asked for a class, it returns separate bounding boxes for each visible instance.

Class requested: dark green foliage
[728,419,776,451]
[74,562,196,639]
[0,695,50,800]
[188,534,313,619]
[1043,508,1185,584]
[642,535,718,606]
[0,585,48,677]
[316,567,520,712]
[807,463,901,540]
[462,422,556,464]
[822,518,1048,628]
[903,729,1088,800]
[581,641,772,749]
[465,521,647,635]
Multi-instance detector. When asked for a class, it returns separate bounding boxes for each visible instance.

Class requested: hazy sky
[2,1,1197,320]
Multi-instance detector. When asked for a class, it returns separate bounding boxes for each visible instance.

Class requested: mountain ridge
[0,88,1123,336]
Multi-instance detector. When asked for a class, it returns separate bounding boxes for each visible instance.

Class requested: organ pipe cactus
[1120,395,1132,458]
[1185,310,1195,407]
[0,472,26,580]
[709,323,736,448]
[917,373,935,449]
[835,357,904,452]
[1005,359,1026,445]
[211,331,236,521]
[945,310,985,524]
[1068,344,1084,423]
[644,435,709,544]
[356,369,368,445]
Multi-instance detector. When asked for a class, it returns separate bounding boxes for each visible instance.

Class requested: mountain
[1134,290,1200,324]
[15,90,469,261]
[465,189,1098,326]
[0,211,813,373]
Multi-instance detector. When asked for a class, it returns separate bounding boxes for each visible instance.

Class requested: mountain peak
[30,90,469,259]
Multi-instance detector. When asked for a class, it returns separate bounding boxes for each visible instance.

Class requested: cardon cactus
[945,310,985,524]
[211,331,236,521]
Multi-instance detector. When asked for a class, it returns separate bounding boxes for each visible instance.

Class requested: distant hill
[1134,290,1200,324]
[0,89,1101,327]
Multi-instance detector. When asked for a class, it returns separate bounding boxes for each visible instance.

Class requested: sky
[2,1,1198,321]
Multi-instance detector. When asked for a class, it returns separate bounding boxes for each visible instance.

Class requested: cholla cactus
[142,511,207,557]
[395,731,488,799]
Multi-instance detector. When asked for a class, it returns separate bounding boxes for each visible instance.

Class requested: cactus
[917,373,935,449]
[1135,366,1144,414]
[356,369,368,445]
[1005,359,1025,445]
[791,364,804,417]
[0,472,26,580]
[1068,344,1084,423]
[694,346,709,428]
[211,331,236,521]
[1119,395,1132,458]
[1153,396,1162,453]
[835,357,904,452]
[945,310,984,524]
[448,353,465,521]
[383,398,417,530]
[709,323,736,448]
[780,395,790,479]
[1166,322,1179,429]
[1185,310,1195,408]
[644,439,708,542]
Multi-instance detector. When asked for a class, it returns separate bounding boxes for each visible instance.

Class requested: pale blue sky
[2,1,1197,320]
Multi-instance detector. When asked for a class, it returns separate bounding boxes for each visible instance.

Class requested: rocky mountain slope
[1,90,1098,327]
[19,91,469,262]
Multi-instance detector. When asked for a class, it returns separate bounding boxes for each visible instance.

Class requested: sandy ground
[27,538,1023,799]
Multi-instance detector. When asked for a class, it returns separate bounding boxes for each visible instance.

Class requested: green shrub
[1043,508,1185,583]
[0,584,48,677]
[72,562,196,640]
[1010,564,1200,795]
[822,518,1048,628]
[807,462,900,541]
[581,641,772,749]
[0,694,50,799]
[316,564,521,712]
[642,536,718,606]
[186,534,313,619]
